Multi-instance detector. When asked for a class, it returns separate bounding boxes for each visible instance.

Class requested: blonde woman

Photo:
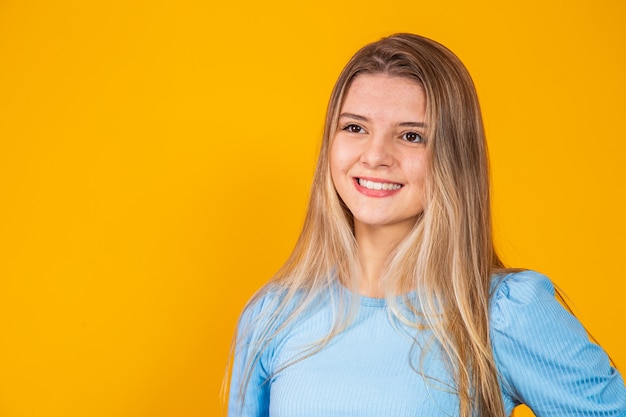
[227,33,626,417]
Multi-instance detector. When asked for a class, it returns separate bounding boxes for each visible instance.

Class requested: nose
[360,132,394,168]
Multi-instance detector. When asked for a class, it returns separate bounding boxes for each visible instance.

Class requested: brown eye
[343,124,364,133]
[402,131,424,143]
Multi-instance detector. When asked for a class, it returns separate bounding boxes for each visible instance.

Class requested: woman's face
[330,73,429,238]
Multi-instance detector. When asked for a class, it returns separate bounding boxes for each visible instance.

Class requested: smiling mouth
[357,178,403,191]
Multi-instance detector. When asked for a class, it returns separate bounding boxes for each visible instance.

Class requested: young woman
[227,33,626,417]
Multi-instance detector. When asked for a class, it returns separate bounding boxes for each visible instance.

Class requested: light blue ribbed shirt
[229,271,626,416]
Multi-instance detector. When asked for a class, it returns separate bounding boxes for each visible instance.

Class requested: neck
[354,222,411,297]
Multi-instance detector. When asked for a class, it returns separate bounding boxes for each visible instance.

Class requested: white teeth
[357,178,402,190]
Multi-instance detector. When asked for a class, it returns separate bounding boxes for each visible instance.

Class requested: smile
[357,178,402,191]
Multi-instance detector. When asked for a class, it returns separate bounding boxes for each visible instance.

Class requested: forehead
[340,73,426,117]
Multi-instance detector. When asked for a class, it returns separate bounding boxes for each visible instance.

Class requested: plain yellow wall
[0,1,624,416]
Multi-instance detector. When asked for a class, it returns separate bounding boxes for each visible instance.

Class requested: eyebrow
[339,112,427,128]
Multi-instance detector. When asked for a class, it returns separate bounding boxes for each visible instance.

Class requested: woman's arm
[228,294,274,417]
[490,271,626,416]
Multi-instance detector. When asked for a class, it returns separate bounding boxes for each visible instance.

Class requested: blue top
[229,271,626,416]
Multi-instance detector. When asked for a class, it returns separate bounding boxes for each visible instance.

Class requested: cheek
[405,158,430,208]
[328,142,342,192]
[406,155,429,184]
[329,141,357,204]
[329,140,349,179]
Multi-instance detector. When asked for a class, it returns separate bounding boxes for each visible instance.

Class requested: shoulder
[491,270,554,302]
[236,284,330,338]
[489,270,557,327]
[489,269,588,342]
[488,269,589,353]
[237,284,288,330]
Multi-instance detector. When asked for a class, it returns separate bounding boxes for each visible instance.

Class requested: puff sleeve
[490,271,626,416]
[228,293,276,417]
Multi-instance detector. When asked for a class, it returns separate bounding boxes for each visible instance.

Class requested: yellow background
[0,0,624,416]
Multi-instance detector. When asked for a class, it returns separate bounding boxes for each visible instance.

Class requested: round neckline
[358,294,389,307]
[333,281,419,308]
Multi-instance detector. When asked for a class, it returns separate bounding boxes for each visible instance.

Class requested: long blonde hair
[229,33,509,417]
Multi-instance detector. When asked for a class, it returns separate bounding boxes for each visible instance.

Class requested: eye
[342,124,365,134]
[401,131,424,143]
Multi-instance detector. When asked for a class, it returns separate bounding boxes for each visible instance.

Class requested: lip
[353,177,403,197]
